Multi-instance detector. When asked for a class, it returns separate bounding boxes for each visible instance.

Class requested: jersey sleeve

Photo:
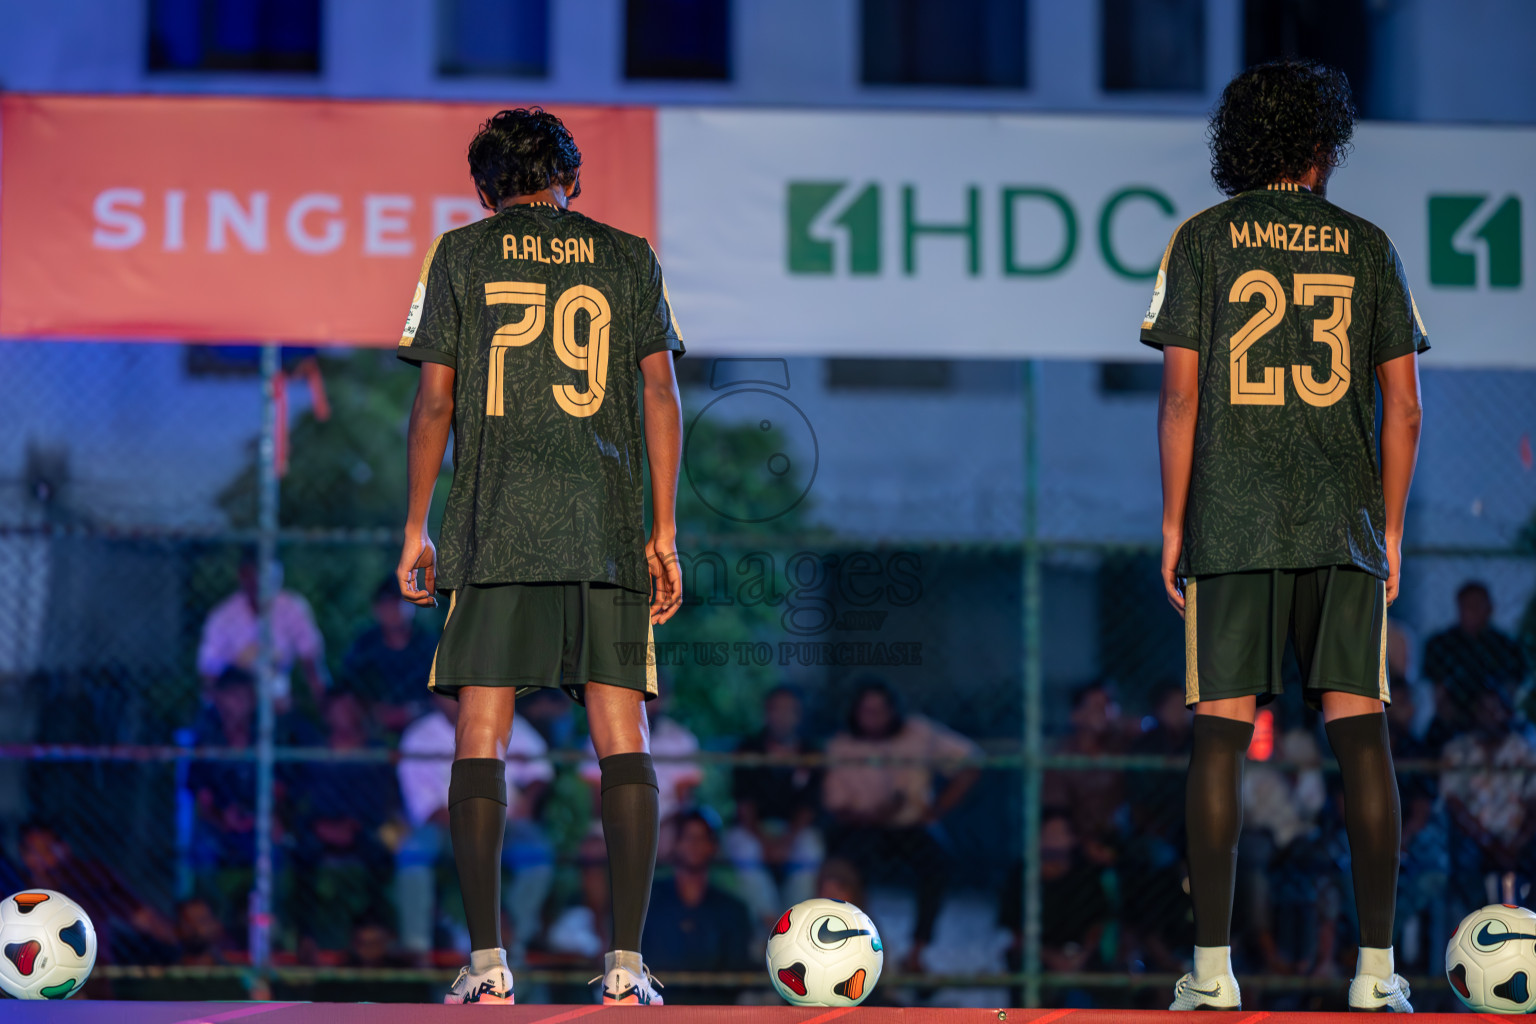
[1371,235,1430,366]
[397,233,460,368]
[635,240,685,363]
[1140,217,1202,352]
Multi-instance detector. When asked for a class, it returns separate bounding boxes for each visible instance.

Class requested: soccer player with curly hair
[396,108,684,1006]
[1143,61,1426,1012]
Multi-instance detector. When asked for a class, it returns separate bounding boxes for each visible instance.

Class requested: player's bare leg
[445,684,517,1004]
[587,681,664,1004]
[1172,695,1255,1010]
[1322,691,1410,1012]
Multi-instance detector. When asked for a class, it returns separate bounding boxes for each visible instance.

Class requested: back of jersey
[1141,184,1428,579]
[399,203,684,594]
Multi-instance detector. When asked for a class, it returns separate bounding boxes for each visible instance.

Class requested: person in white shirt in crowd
[197,552,326,709]
[396,695,555,959]
[580,693,702,861]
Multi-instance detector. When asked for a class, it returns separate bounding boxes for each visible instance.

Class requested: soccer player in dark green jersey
[396,108,684,1006]
[1144,62,1426,1012]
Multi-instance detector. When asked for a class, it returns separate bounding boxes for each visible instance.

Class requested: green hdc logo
[1428,194,1521,288]
[786,181,1174,280]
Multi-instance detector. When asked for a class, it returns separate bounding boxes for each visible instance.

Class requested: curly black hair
[467,107,582,209]
[1208,59,1356,197]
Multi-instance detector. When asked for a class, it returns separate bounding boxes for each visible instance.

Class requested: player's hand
[1384,533,1402,607]
[1161,527,1186,617]
[647,529,683,625]
[398,533,438,607]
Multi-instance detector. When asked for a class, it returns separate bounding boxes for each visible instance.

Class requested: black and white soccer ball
[1446,903,1536,1013]
[0,890,97,999]
[766,897,883,1006]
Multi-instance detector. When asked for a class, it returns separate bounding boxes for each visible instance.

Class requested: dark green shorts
[429,582,657,703]
[1184,565,1388,709]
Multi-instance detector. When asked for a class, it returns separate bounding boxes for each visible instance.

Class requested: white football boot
[597,952,664,1005]
[444,962,514,1004]
[1169,970,1242,1011]
[1348,972,1413,1013]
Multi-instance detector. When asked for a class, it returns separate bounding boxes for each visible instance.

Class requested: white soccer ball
[765,897,883,1007]
[0,890,97,1000]
[1446,903,1536,1013]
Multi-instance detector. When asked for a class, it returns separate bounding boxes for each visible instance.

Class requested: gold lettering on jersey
[500,234,597,264]
[484,281,549,417]
[1229,221,1350,256]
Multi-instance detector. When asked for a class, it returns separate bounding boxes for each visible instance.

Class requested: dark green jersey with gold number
[1140,184,1428,579]
[398,203,684,594]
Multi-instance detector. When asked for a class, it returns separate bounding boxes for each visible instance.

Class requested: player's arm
[1158,346,1200,615]
[1376,353,1421,606]
[641,349,683,625]
[399,362,455,605]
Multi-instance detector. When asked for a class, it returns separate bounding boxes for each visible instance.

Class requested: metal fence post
[250,342,280,993]
[1021,359,1043,1007]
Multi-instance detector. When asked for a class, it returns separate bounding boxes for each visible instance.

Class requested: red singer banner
[0,94,656,344]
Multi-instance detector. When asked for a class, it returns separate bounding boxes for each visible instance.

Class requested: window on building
[862,0,1027,88]
[1102,0,1206,92]
[625,0,731,81]
[438,0,549,77]
[148,0,321,73]
[1244,0,1372,114]
[827,358,954,391]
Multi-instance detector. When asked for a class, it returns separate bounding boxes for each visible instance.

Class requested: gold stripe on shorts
[428,590,457,692]
[1377,579,1390,703]
[645,621,658,696]
[1184,578,1199,706]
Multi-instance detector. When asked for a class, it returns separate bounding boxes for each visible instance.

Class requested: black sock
[1326,711,1401,949]
[450,757,508,953]
[600,753,659,953]
[1186,714,1254,948]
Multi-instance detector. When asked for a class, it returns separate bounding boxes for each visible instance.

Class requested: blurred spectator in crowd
[287,690,398,950]
[186,667,296,926]
[1042,681,1128,866]
[642,808,756,1005]
[1442,687,1536,907]
[1122,685,1194,973]
[1423,581,1529,731]
[547,829,613,958]
[520,685,579,751]
[815,856,867,908]
[175,897,234,966]
[823,678,980,972]
[340,577,437,739]
[1385,684,1450,972]
[1001,811,1111,1005]
[726,684,824,926]
[397,695,554,958]
[197,553,326,711]
[1240,721,1333,975]
[19,821,178,964]
[162,897,246,1001]
[581,693,703,860]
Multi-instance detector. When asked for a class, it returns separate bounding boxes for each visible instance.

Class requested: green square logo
[1429,194,1522,288]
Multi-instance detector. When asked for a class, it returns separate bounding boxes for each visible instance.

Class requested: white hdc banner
[659,109,1534,367]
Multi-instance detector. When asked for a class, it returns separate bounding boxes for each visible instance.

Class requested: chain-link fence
[1,342,1533,1010]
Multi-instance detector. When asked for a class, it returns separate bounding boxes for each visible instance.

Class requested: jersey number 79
[484,281,613,419]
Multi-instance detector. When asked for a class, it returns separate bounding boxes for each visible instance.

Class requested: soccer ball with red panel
[1446,903,1536,1013]
[766,897,883,1006]
[0,890,97,999]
